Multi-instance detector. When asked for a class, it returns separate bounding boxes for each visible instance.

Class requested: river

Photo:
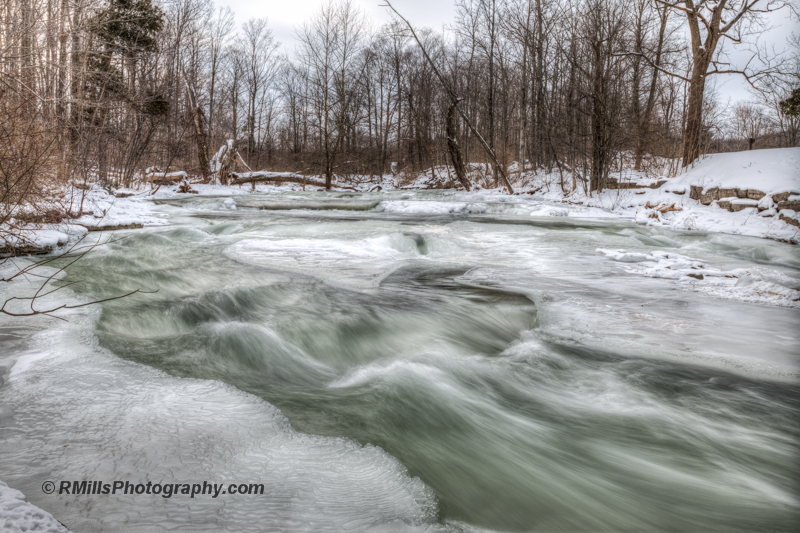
[1,190,798,532]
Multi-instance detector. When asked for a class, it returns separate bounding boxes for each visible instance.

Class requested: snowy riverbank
[2,149,798,257]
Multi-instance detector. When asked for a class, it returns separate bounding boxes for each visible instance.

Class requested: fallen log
[147,171,189,187]
[80,222,144,232]
[230,172,358,191]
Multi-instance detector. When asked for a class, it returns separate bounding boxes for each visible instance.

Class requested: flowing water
[1,190,798,532]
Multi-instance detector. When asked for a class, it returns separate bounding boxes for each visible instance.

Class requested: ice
[377,200,491,215]
[0,314,439,533]
[597,248,800,308]
[531,205,569,217]
[225,234,423,288]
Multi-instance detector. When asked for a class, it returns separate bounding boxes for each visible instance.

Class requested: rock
[777,200,800,211]
[735,188,749,198]
[779,213,800,228]
[686,272,704,280]
[648,180,667,189]
[605,178,645,190]
[717,199,732,211]
[690,185,703,200]
[758,195,775,212]
[772,192,790,202]
[719,188,737,198]
[731,199,758,212]
[746,189,765,200]
[700,187,719,205]
[115,192,134,198]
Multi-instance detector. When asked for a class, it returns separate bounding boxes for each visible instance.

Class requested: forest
[2,0,798,205]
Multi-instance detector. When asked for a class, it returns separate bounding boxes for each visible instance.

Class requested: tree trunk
[682,60,707,167]
[488,0,497,186]
[447,101,471,190]
[183,70,211,181]
[634,6,668,171]
[590,33,606,192]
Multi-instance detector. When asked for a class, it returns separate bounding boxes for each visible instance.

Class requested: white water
[1,190,798,532]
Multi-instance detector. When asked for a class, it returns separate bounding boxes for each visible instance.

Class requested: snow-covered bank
[0,481,70,532]
[522,148,800,244]
[2,148,798,257]
[1,187,169,255]
[667,148,799,197]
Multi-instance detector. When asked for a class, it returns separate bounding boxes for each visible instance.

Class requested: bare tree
[296,0,368,189]
[655,0,790,166]
[238,18,280,165]
[732,102,768,149]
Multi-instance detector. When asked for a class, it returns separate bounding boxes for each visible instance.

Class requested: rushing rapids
[1,190,798,532]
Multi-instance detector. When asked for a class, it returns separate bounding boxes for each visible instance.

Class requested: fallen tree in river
[230,172,358,191]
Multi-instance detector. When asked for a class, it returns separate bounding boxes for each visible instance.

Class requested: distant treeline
[1,0,798,195]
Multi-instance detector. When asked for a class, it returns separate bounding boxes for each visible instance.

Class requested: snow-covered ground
[666,148,799,195]
[522,148,800,244]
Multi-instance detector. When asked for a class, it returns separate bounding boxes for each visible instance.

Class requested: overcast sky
[218,0,454,45]
[216,0,798,105]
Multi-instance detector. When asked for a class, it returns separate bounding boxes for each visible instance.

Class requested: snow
[209,139,233,174]
[597,248,800,308]
[0,480,70,533]
[3,148,799,257]
[146,170,188,180]
[667,148,800,195]
[0,226,80,251]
